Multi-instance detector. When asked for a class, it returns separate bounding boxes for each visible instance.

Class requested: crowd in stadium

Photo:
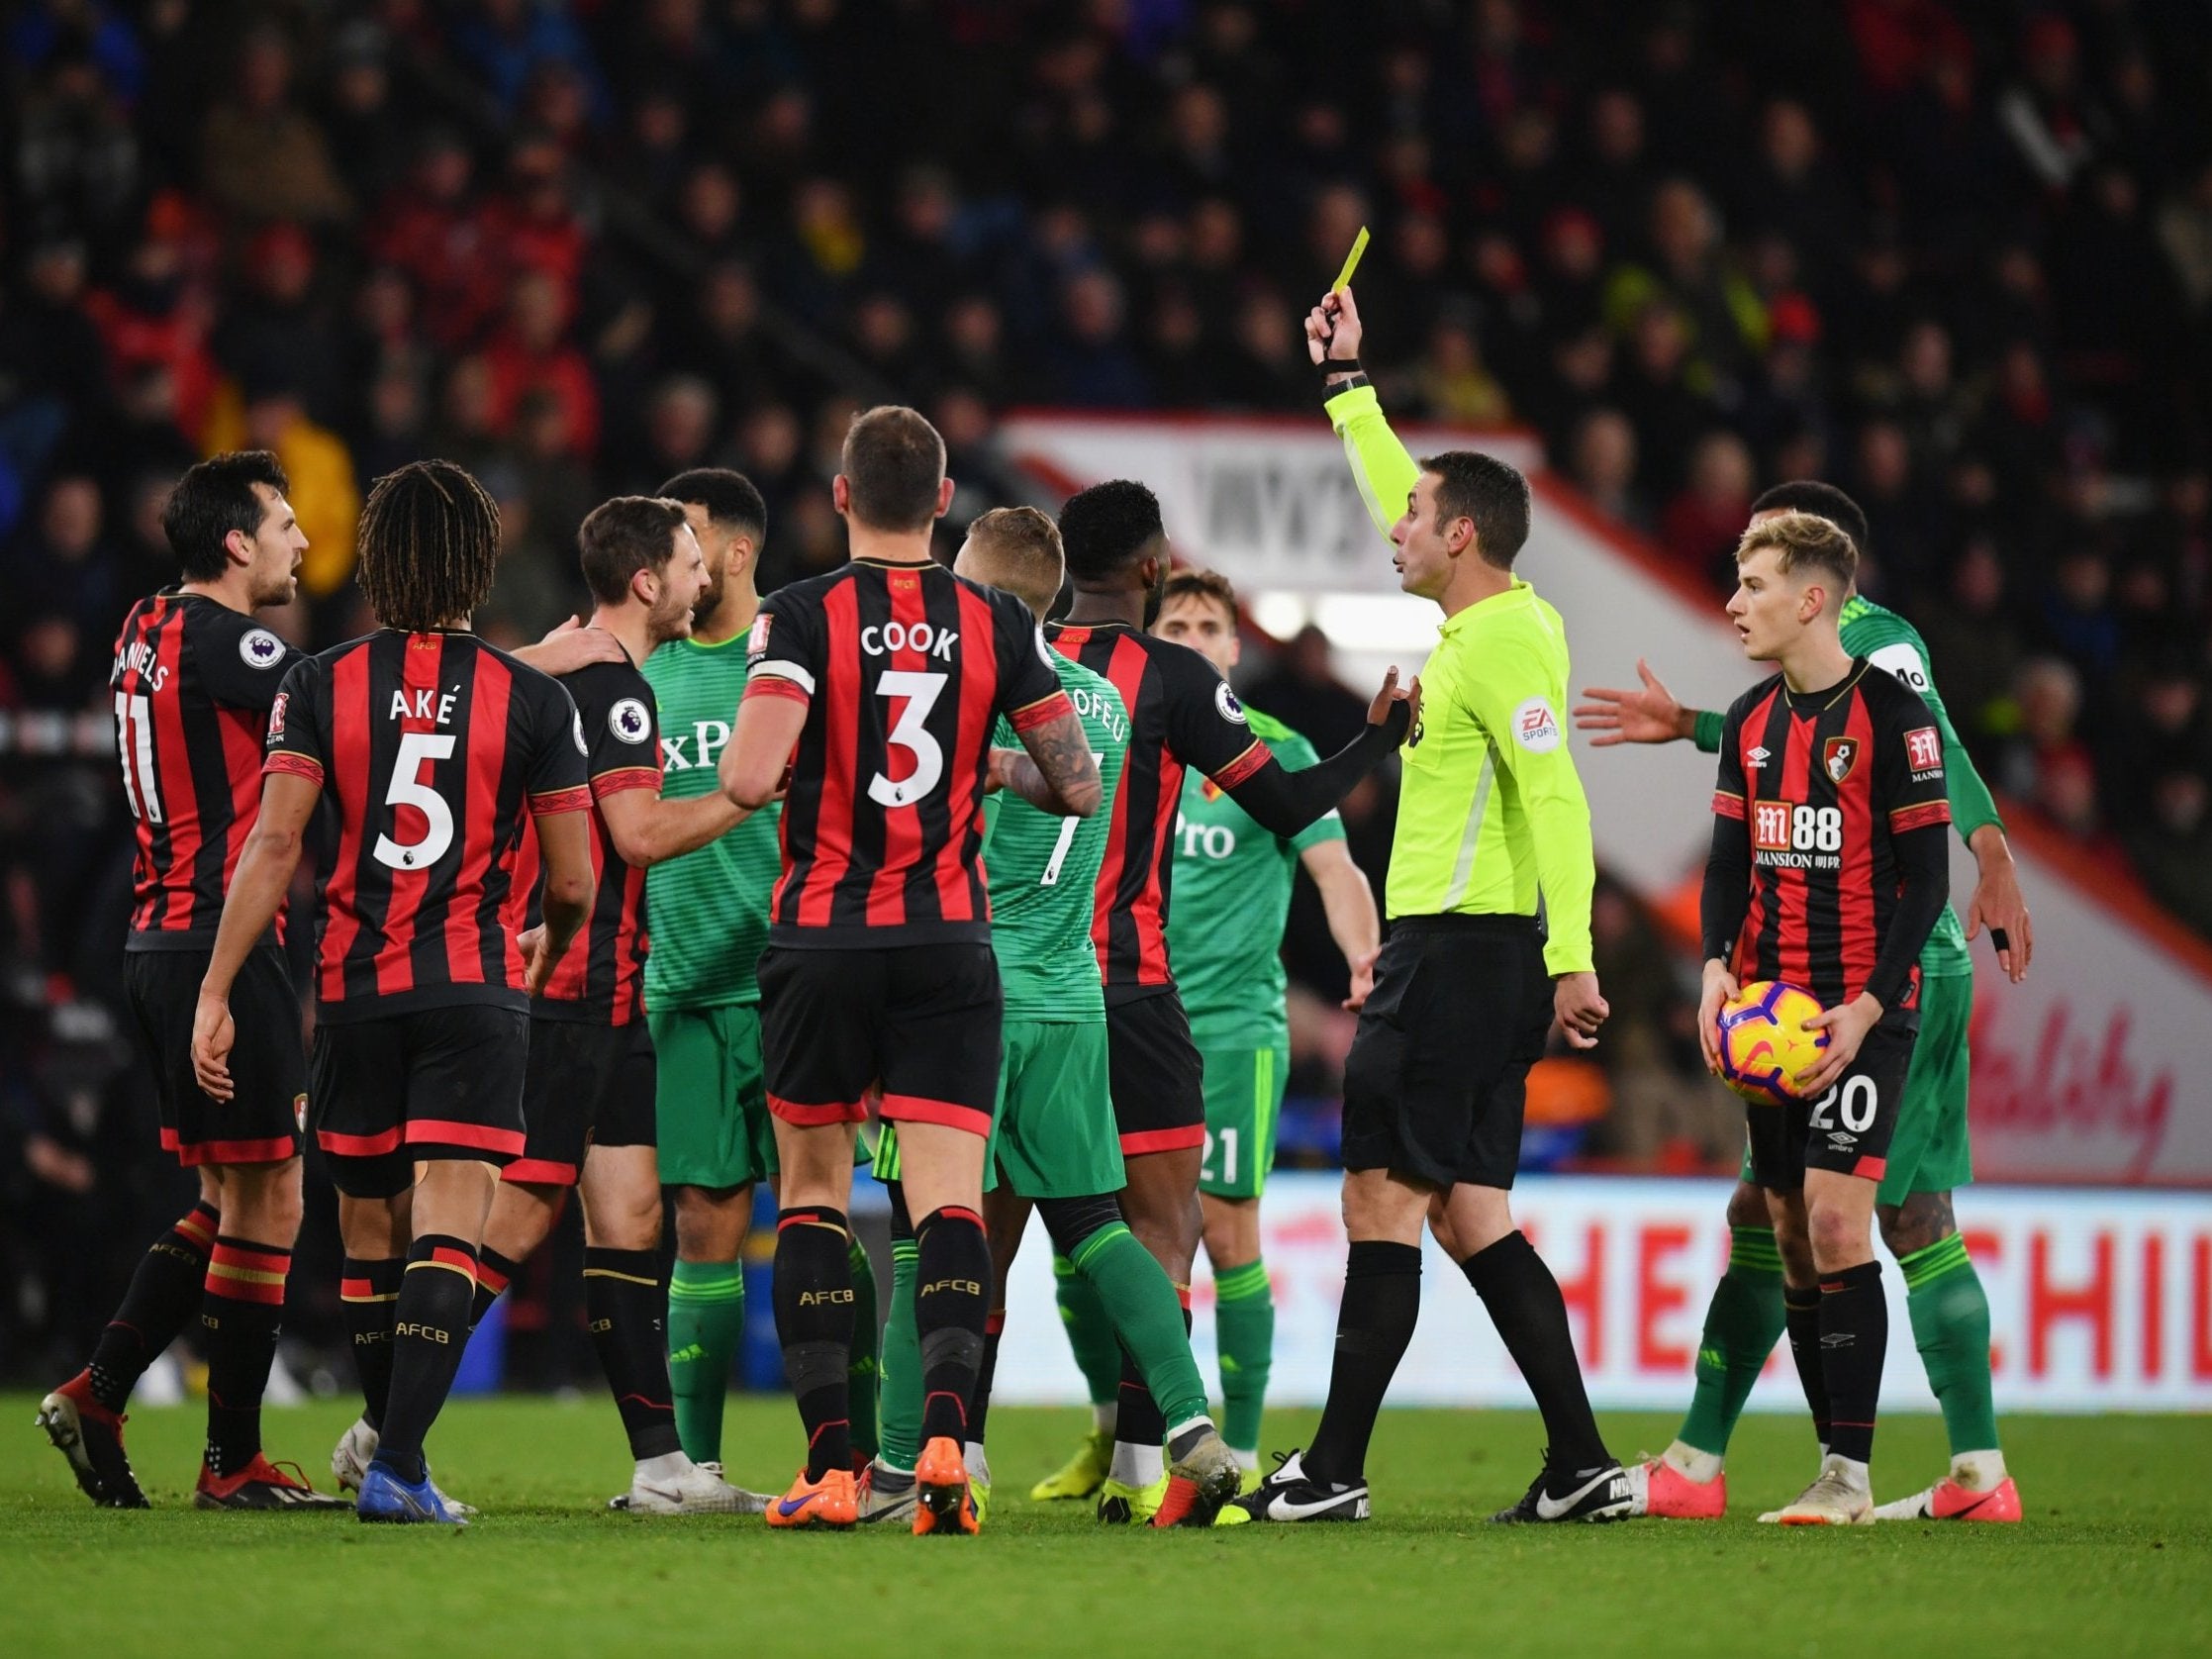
[5,0,2212,1377]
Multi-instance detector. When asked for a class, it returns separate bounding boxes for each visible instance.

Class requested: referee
[1236,286,1630,1526]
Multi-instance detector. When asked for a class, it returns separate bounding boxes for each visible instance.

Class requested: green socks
[1072,1221,1209,1427]
[1676,1225,1787,1458]
[876,1234,922,1472]
[1053,1251,1123,1409]
[1900,1231,2001,1455]
[1211,1258,1274,1455]
[667,1259,744,1464]
[846,1235,880,1464]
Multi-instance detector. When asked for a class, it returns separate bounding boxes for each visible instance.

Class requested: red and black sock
[1463,1230,1609,1472]
[200,1236,291,1478]
[340,1255,404,1430]
[1818,1261,1887,1465]
[374,1235,478,1486]
[84,1201,219,1412]
[1304,1241,1422,1485]
[967,1309,1006,1445]
[914,1206,990,1449]
[773,1206,855,1481]
[470,1246,522,1328]
[584,1246,681,1461]
[1783,1283,1832,1450]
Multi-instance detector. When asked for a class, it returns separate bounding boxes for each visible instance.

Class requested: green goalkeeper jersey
[641,625,783,1010]
[1166,708,1346,1047]
[1694,594,1998,979]
[984,654,1129,1023]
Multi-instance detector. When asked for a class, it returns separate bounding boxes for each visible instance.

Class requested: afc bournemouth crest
[1823,735,1860,783]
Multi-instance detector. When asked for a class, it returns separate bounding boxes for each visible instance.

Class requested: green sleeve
[1863,629,2004,842]
[1325,383,1421,541]
[1693,708,1724,754]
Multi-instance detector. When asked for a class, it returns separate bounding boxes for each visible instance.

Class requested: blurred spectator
[2127,772,2212,937]
[1567,408,1650,534]
[198,24,351,226]
[1662,430,1755,588]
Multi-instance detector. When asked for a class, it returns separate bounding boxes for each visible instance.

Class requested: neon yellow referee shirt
[1328,382,1595,975]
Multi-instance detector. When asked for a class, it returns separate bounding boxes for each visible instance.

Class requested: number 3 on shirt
[870,670,946,808]
[374,731,457,870]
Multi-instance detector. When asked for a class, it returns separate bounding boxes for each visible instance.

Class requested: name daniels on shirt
[114,638,168,691]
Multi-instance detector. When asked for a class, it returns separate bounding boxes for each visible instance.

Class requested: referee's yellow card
[1332,227,1370,293]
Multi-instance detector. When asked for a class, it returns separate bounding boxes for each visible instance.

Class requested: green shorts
[994,1020,1123,1199]
[650,1002,776,1191]
[877,1021,1122,1201]
[1197,1038,1291,1200]
[1738,968,1972,1205]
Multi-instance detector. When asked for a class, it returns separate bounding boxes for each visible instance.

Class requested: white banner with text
[994,1173,2212,1412]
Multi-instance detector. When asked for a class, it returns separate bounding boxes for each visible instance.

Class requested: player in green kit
[1574,480,2035,1523]
[866,510,1243,1531]
[1147,569,1381,1477]
[643,470,879,1478]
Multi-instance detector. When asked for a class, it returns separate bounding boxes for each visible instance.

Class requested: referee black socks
[1303,1240,1422,1486]
[773,1206,856,1480]
[1463,1230,1609,1473]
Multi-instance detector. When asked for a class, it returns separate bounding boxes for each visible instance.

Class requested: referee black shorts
[1340,915,1551,1191]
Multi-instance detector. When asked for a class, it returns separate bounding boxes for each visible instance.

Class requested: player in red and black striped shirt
[471,496,766,1514]
[1697,513,1950,1526]
[194,461,598,1524]
[1045,479,1410,1507]
[720,407,1102,1531]
[38,452,355,1511]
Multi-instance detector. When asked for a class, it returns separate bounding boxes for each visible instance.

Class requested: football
[1715,979,1830,1104]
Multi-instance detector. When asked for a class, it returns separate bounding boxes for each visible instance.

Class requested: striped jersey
[264,630,590,1021]
[518,655,660,1025]
[1166,708,1344,1045]
[745,559,1070,947]
[642,625,781,1009]
[111,590,303,948]
[982,653,1129,1022]
[1046,621,1272,1004]
[1710,659,1951,1023]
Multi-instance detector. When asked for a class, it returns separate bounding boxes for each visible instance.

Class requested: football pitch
[3,1398,2207,1659]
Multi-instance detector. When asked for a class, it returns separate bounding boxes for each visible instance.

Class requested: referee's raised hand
[1305,285,1364,365]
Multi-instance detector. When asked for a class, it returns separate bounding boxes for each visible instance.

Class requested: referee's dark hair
[1420,450,1531,569]
[658,466,766,542]
[1059,478,1165,581]
[840,405,945,533]
[1751,479,1870,556]
[356,459,502,632]
[163,450,290,581]
[579,495,691,605]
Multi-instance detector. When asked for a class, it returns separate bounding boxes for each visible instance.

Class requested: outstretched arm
[1307,287,1420,541]
[1221,671,1416,838]
[602,785,753,869]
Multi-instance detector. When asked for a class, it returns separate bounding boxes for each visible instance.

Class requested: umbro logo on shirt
[1747,746,1772,768]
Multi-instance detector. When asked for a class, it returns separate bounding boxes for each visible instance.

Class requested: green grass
[2,1397,2206,1659]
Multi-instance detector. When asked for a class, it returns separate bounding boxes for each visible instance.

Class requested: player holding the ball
[1697,511,1953,1525]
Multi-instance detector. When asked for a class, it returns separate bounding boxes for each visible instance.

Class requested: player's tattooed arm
[995,709,1102,818]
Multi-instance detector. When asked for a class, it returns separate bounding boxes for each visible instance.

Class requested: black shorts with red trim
[757,941,1002,1136]
[508,1014,656,1187]
[125,943,304,1167]
[308,1004,529,1197]
[1749,1022,1916,1191]
[1105,988,1206,1157]
[1339,915,1551,1190]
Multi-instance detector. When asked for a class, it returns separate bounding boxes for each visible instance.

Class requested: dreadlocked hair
[357,460,503,632]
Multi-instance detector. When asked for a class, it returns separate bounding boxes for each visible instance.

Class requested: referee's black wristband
[1322,367,1369,394]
